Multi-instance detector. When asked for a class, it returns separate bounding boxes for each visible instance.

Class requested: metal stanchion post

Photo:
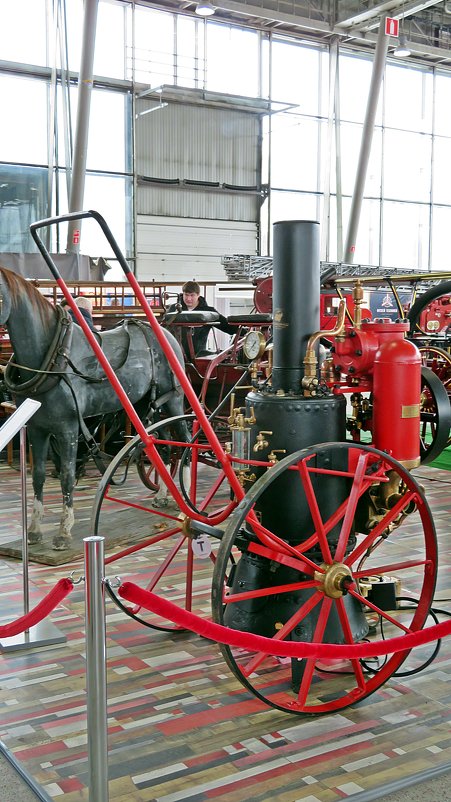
[20,426,30,616]
[0,421,66,652]
[84,536,109,802]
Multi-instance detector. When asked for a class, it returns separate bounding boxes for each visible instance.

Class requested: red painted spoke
[288,474,379,560]
[145,535,186,593]
[334,451,371,563]
[241,591,323,676]
[297,597,333,707]
[345,489,418,567]
[105,525,182,565]
[334,596,366,690]
[195,469,228,508]
[248,540,321,577]
[348,586,412,634]
[353,558,431,579]
[246,510,305,559]
[103,491,183,522]
[297,460,332,563]
[224,579,319,605]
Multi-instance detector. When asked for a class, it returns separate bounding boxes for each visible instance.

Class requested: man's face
[183,291,199,310]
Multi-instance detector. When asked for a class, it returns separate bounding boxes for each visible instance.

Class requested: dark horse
[0,267,187,550]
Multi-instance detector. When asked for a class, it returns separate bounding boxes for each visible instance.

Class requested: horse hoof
[52,537,71,551]
[28,532,43,546]
[151,497,169,508]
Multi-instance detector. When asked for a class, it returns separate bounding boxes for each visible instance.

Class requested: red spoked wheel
[420,348,451,451]
[91,414,237,631]
[211,442,437,715]
[420,366,451,463]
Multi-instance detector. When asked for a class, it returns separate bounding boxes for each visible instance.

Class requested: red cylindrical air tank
[372,337,421,468]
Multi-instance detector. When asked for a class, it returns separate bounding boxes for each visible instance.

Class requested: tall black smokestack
[272,220,320,393]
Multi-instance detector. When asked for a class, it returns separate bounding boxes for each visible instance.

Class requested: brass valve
[227,393,256,428]
[267,449,287,465]
[352,279,364,329]
[253,431,272,452]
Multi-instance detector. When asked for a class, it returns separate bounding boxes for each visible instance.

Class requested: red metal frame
[30,211,247,526]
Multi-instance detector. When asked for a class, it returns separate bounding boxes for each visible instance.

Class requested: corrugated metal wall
[136,103,259,220]
[135,102,261,280]
[137,215,257,282]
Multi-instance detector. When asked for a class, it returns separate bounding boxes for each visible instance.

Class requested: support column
[343,22,389,264]
[66,0,99,253]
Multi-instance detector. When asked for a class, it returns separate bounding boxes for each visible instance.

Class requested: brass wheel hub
[314,562,353,598]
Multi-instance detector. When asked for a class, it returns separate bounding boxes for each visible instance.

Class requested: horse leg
[151,432,171,507]
[53,432,78,550]
[28,431,50,545]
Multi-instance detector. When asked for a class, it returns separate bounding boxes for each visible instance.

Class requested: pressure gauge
[243,330,266,360]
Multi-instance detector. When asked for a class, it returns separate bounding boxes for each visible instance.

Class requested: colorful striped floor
[0,459,450,801]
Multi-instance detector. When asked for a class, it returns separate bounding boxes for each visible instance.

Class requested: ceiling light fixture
[394,0,411,59]
[195,1,215,16]
[393,32,411,57]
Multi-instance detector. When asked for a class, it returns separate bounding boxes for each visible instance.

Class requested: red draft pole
[29,211,246,508]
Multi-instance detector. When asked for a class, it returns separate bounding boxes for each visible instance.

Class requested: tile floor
[0,459,450,802]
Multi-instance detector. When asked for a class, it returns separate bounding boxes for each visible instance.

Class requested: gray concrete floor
[0,744,51,802]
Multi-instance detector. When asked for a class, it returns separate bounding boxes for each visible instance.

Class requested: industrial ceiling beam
[337,0,444,31]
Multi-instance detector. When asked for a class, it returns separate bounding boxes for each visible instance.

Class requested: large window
[2,0,451,273]
[263,38,451,271]
[0,0,131,263]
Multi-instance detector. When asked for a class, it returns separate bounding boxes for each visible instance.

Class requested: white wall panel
[137,215,257,281]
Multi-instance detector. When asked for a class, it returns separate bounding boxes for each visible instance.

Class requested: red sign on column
[385,17,399,37]
[73,229,80,245]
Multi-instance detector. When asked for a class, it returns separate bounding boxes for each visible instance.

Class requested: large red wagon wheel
[211,442,437,715]
[91,414,237,631]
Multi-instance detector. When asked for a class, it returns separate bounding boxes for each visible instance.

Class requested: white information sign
[0,399,41,452]
[191,534,212,559]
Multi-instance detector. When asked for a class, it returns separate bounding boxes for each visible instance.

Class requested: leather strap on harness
[4,306,73,396]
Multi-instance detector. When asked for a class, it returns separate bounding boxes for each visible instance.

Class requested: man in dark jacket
[166,280,235,358]
[69,296,97,332]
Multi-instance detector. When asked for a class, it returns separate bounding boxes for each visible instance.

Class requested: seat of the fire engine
[226,313,272,325]
[163,310,221,325]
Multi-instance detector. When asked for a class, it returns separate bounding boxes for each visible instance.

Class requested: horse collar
[4,305,74,397]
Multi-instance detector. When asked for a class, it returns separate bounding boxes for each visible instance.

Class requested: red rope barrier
[119,581,451,660]
[0,578,73,638]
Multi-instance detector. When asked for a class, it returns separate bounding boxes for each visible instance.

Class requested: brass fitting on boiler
[268,449,287,464]
[253,431,272,452]
[228,393,256,429]
[302,299,346,395]
[352,279,364,330]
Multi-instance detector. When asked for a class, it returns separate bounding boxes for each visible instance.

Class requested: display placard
[0,399,41,452]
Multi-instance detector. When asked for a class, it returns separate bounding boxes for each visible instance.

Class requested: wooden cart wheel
[420,365,451,463]
[212,442,437,715]
[91,414,237,631]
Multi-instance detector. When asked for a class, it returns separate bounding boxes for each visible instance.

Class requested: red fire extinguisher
[372,335,421,469]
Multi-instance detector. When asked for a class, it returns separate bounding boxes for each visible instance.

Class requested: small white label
[191,534,212,559]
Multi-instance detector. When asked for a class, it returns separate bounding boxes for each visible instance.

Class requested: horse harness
[4,304,73,396]
[3,311,182,473]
